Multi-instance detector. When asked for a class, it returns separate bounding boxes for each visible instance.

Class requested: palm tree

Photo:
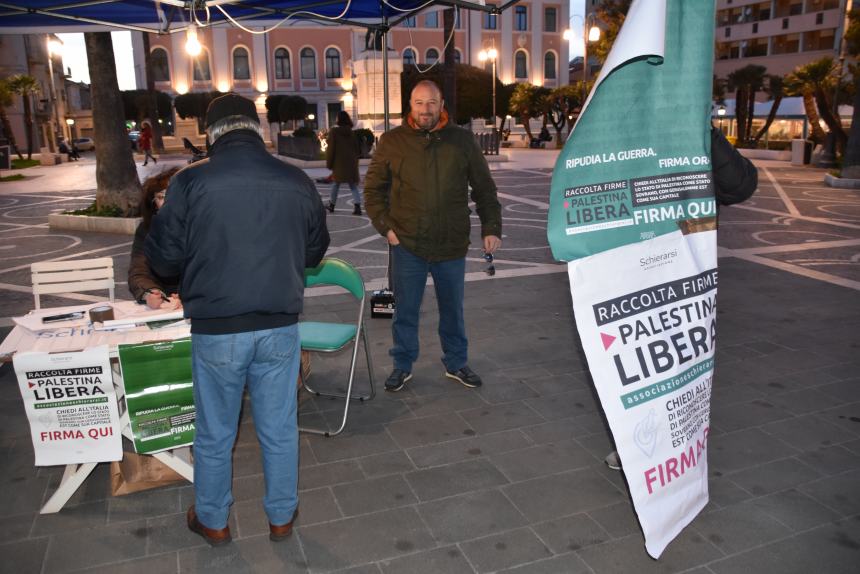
[786,58,846,150]
[752,74,785,146]
[8,74,40,160]
[727,65,766,147]
[0,79,23,160]
[784,74,826,145]
[84,32,141,215]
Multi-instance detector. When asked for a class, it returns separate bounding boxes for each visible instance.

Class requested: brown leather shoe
[269,508,298,542]
[187,506,232,546]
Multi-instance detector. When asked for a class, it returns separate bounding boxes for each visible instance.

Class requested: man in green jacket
[365,80,502,392]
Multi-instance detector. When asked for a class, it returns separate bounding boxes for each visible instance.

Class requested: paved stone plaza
[0,150,858,573]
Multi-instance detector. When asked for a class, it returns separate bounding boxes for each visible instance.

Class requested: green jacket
[364,122,501,261]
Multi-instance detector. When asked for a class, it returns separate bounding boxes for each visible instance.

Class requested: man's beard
[415,113,438,129]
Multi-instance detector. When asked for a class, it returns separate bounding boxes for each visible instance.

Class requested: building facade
[131,1,569,134]
[714,0,846,79]
[0,34,71,153]
[583,0,846,81]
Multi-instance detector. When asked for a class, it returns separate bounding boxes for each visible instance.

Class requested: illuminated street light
[564,14,601,104]
[478,46,498,135]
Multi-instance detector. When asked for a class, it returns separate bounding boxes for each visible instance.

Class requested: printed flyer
[14,345,122,465]
[547,0,717,558]
[118,339,195,455]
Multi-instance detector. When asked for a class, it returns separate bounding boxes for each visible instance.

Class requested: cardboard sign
[14,346,122,465]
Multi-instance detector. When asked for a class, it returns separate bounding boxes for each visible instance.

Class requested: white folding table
[1,302,195,514]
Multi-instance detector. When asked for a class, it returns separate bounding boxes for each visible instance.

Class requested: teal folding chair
[299,258,375,437]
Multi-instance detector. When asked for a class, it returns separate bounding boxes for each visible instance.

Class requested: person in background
[145,93,329,547]
[57,139,78,162]
[364,80,502,393]
[128,167,182,309]
[325,111,363,215]
[604,126,758,471]
[139,121,157,166]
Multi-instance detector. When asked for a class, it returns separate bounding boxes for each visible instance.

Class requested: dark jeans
[390,244,466,373]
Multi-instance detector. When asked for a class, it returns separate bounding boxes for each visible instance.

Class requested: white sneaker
[604,451,622,471]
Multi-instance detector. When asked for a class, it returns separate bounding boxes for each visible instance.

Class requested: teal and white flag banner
[548,0,717,558]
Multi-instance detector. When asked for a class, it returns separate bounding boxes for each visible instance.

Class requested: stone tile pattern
[0,164,858,573]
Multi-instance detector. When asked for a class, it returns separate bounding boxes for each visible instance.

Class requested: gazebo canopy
[0,0,501,33]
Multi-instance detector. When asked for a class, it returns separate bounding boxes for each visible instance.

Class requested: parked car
[73,137,94,151]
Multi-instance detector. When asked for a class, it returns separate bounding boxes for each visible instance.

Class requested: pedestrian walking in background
[364,80,502,393]
[145,94,330,546]
[139,121,157,166]
[326,111,363,215]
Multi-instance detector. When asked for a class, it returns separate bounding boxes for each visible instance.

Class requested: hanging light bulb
[186,24,202,57]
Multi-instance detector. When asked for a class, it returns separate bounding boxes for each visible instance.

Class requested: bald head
[409,81,444,130]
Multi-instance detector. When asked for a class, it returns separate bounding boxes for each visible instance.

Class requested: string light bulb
[186,24,202,57]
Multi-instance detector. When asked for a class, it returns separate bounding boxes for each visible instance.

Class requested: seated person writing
[128,167,182,309]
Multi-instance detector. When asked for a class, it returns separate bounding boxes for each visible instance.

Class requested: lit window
[301,48,316,79]
[515,50,528,79]
[232,47,250,80]
[325,48,342,79]
[274,48,290,79]
[151,48,170,82]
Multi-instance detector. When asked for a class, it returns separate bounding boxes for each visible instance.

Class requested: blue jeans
[390,244,466,373]
[191,324,300,529]
[329,182,361,205]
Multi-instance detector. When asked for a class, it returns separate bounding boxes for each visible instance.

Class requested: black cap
[205,93,259,128]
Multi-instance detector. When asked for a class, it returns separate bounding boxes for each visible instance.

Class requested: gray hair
[206,114,264,143]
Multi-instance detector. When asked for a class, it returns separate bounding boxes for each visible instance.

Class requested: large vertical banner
[118,339,195,454]
[14,346,123,465]
[547,0,717,558]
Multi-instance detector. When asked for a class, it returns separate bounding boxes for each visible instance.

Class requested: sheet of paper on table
[2,301,190,360]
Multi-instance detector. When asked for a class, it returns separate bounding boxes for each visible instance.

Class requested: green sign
[118,339,195,454]
[547,0,716,262]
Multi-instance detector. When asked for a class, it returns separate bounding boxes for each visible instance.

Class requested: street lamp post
[478,47,498,136]
[46,37,64,153]
[717,105,726,134]
[564,14,601,107]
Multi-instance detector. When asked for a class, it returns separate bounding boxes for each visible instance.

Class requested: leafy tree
[84,32,141,215]
[509,82,549,142]
[7,74,40,159]
[752,75,785,145]
[727,65,766,147]
[174,91,221,133]
[842,8,860,177]
[120,89,172,125]
[265,95,286,124]
[401,63,503,125]
[278,95,308,129]
[543,83,583,147]
[591,0,633,65]
[0,78,23,160]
